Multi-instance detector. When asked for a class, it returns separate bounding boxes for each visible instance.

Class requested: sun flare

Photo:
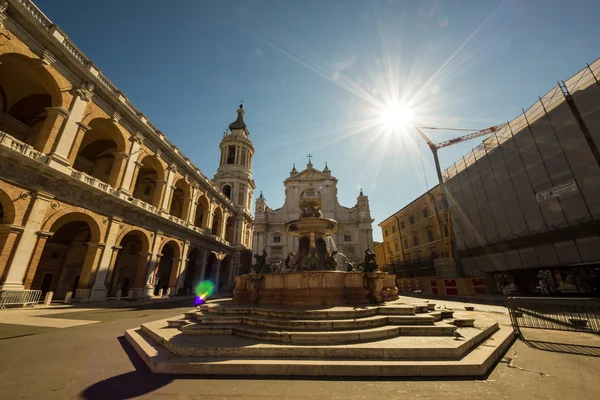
[378,103,415,131]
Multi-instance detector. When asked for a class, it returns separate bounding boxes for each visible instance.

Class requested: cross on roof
[307,154,313,163]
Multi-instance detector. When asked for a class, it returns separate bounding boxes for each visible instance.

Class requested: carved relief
[74,82,94,102]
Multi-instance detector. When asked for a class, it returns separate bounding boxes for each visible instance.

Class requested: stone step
[181,323,457,344]
[125,325,515,376]
[194,314,435,331]
[139,321,498,360]
[199,304,417,320]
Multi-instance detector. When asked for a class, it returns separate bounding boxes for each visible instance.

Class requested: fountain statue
[234,195,398,305]
[284,197,338,271]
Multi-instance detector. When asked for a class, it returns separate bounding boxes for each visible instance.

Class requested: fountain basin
[233,271,396,306]
[284,217,338,237]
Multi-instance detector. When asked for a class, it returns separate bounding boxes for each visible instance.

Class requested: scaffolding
[438,58,600,277]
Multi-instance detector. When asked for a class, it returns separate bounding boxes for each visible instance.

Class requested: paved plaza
[0,296,598,400]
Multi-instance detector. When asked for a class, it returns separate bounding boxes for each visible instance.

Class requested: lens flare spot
[194,280,215,305]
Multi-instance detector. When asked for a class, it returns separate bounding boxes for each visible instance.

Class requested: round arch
[72,118,128,186]
[154,239,182,296]
[132,155,166,207]
[115,227,151,253]
[109,229,151,297]
[169,178,191,219]
[221,184,232,200]
[42,210,103,243]
[31,214,96,298]
[0,188,16,225]
[0,52,64,149]
[194,195,210,229]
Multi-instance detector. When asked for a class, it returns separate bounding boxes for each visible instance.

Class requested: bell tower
[213,104,255,253]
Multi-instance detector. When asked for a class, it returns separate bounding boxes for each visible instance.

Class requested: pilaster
[75,241,105,300]
[0,192,54,290]
[143,232,163,298]
[47,90,91,167]
[90,217,122,301]
[119,134,143,194]
[160,165,177,212]
[175,240,191,294]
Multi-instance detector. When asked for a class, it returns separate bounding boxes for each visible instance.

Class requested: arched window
[427,230,434,242]
[222,185,232,199]
[227,146,236,164]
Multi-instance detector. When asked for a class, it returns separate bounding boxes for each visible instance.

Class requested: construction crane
[414,124,505,259]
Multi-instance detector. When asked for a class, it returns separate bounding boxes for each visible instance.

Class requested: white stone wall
[252,163,374,262]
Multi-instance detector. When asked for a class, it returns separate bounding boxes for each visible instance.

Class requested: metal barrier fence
[506,296,600,336]
[0,290,42,309]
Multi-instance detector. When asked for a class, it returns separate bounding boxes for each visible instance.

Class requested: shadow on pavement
[522,339,600,357]
[402,293,507,307]
[80,336,174,400]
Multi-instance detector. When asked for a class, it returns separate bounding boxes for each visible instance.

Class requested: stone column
[219,213,229,239]
[90,217,122,301]
[151,180,167,209]
[214,256,224,291]
[168,257,182,296]
[0,192,54,290]
[127,161,144,194]
[64,122,91,166]
[36,106,70,154]
[0,224,24,283]
[108,152,129,188]
[105,246,122,294]
[22,231,54,289]
[175,240,191,294]
[188,200,198,226]
[144,232,163,297]
[160,165,177,212]
[132,252,152,299]
[232,182,240,206]
[75,242,105,300]
[199,249,209,281]
[234,218,244,247]
[206,203,216,233]
[119,134,143,195]
[47,91,90,166]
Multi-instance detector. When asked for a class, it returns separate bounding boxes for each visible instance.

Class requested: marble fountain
[125,197,513,377]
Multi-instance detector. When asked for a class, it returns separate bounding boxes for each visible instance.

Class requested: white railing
[0,290,42,309]
[17,0,52,29]
[0,130,47,162]
[61,38,86,65]
[68,168,116,195]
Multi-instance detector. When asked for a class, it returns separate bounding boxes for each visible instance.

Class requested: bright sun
[379,103,414,130]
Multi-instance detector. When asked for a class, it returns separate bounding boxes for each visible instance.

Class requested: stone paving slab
[0,307,100,328]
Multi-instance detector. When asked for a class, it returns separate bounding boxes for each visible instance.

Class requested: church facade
[253,159,374,264]
[0,0,253,301]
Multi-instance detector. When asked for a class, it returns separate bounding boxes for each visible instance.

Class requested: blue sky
[35,0,600,241]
